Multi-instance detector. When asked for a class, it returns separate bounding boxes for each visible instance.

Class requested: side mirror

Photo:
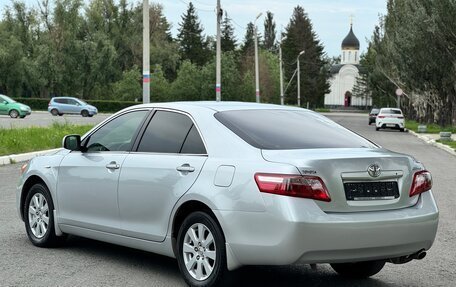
[63,135,81,151]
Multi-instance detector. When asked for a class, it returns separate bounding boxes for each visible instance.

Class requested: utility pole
[142,0,150,103]
[279,36,287,105]
[297,50,304,107]
[254,13,263,103]
[215,0,222,101]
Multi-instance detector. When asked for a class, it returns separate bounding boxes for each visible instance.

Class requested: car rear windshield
[215,109,377,150]
[380,109,402,114]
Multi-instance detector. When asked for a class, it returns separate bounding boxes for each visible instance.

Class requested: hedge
[12,98,139,113]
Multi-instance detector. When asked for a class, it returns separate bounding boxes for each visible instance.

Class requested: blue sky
[1,0,387,57]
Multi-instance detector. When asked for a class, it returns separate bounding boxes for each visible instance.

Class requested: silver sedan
[17,102,438,287]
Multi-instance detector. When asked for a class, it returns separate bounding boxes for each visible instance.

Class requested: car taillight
[377,115,385,118]
[254,173,331,202]
[48,101,51,106]
[409,170,432,197]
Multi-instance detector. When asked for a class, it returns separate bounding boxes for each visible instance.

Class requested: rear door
[117,110,207,242]
[57,110,149,233]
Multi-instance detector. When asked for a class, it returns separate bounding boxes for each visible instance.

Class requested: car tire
[376,127,380,131]
[400,128,405,132]
[9,109,19,118]
[20,115,26,119]
[176,211,227,287]
[81,110,89,117]
[24,183,65,247]
[331,260,385,278]
[50,109,59,116]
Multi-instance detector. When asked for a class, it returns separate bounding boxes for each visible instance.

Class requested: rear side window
[380,109,402,115]
[54,98,67,104]
[137,111,206,154]
[215,109,376,150]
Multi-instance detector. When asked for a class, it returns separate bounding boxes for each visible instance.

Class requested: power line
[177,0,215,13]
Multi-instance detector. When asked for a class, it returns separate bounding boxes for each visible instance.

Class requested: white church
[324,24,372,108]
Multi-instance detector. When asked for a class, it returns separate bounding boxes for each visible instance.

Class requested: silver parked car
[17,102,438,286]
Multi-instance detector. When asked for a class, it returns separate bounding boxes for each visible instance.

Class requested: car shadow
[60,235,392,287]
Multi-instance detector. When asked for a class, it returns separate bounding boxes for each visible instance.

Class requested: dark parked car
[369,108,380,125]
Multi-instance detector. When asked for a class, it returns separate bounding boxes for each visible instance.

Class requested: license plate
[387,124,396,127]
[344,181,399,201]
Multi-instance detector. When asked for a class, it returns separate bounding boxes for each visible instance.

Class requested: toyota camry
[17,102,439,286]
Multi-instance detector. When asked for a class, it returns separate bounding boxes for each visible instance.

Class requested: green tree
[263,11,276,51]
[177,2,209,66]
[112,66,141,101]
[221,12,236,52]
[282,6,329,107]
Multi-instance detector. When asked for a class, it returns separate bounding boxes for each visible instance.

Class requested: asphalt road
[0,111,109,128]
[0,112,455,286]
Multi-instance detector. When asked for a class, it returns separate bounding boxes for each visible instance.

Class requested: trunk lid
[262,148,422,213]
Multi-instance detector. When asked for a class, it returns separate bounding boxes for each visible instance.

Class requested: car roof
[52,97,78,100]
[127,101,306,113]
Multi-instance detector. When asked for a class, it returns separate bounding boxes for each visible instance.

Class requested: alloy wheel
[182,223,216,281]
[28,193,49,239]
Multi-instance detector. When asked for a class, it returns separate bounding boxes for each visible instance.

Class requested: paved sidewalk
[408,131,456,157]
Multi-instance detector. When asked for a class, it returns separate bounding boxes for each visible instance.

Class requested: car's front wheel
[24,183,64,247]
[9,109,19,118]
[81,110,89,117]
[176,211,227,287]
[330,260,385,278]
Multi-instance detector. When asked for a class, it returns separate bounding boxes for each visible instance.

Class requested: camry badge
[367,164,381,177]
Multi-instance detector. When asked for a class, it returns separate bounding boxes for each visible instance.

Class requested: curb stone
[408,130,456,158]
[0,148,62,166]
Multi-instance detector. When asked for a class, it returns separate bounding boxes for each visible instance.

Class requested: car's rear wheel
[331,260,385,278]
[24,183,65,247]
[9,109,19,118]
[376,127,380,131]
[81,110,89,117]
[50,109,59,116]
[176,211,227,287]
[400,128,405,132]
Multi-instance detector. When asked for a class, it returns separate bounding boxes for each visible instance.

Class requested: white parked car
[376,108,405,132]
[17,102,438,286]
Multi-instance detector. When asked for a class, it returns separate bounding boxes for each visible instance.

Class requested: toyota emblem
[367,164,381,177]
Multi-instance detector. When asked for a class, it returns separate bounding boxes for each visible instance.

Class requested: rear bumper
[215,191,438,268]
[376,119,405,129]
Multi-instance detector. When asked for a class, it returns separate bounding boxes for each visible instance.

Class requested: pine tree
[221,12,236,52]
[282,6,329,107]
[241,22,256,56]
[177,2,209,66]
[263,11,276,51]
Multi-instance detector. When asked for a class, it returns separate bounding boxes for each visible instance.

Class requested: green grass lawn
[0,122,93,156]
[406,120,456,134]
[437,140,456,151]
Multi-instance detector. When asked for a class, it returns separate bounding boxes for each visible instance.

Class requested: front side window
[137,111,206,154]
[84,110,148,152]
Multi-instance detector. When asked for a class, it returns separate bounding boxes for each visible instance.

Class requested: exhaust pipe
[389,249,427,264]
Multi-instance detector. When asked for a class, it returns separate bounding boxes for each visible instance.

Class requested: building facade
[324,24,372,108]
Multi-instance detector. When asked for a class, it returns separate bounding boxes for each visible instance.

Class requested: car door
[57,110,149,234]
[66,98,80,114]
[117,110,208,242]
[0,96,7,115]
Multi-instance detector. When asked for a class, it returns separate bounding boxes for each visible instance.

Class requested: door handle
[106,162,120,170]
[176,164,195,173]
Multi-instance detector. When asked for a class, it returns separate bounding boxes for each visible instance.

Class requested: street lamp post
[297,50,305,107]
[142,0,150,104]
[279,36,287,105]
[215,0,222,102]
[254,13,263,103]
